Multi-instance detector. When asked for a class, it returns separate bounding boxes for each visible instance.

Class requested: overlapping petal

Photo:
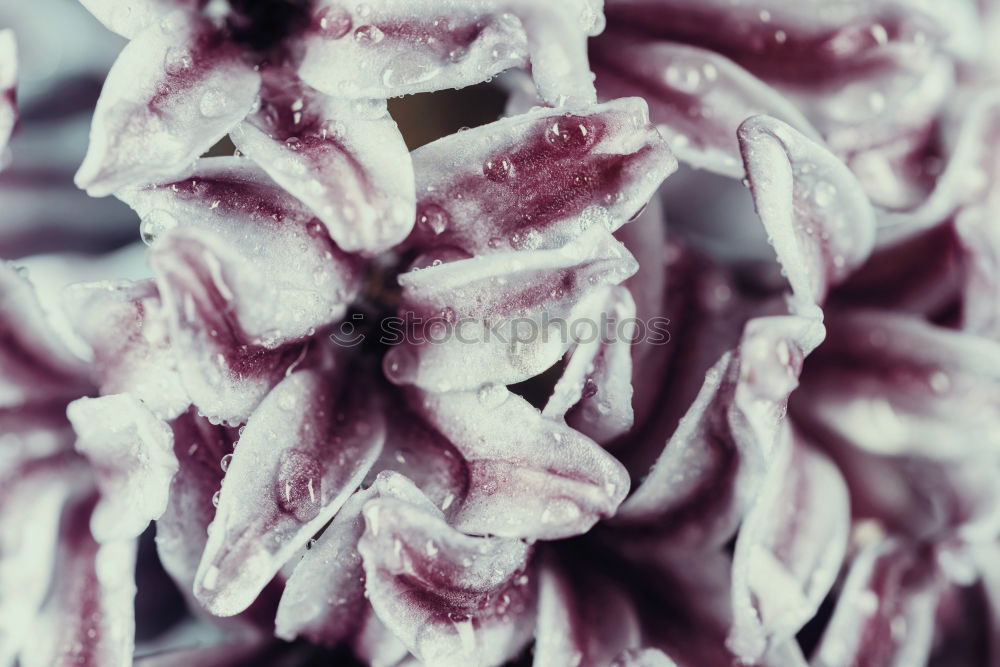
[78,0,201,39]
[414,384,630,540]
[0,30,16,163]
[358,489,536,667]
[298,0,603,105]
[193,369,384,616]
[76,14,261,195]
[230,73,415,255]
[738,115,876,312]
[68,394,177,543]
[408,98,675,255]
[63,280,189,419]
[386,225,638,392]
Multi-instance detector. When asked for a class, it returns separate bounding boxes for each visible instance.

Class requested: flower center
[224,0,314,53]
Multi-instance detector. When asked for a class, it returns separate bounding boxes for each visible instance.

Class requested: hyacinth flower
[3,0,1000,666]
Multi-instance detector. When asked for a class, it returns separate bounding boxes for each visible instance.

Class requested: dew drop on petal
[274,449,324,523]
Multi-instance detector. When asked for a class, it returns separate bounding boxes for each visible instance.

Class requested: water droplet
[477,383,509,408]
[274,449,323,522]
[163,46,192,74]
[354,25,384,44]
[483,155,513,182]
[140,209,179,245]
[198,88,232,118]
[316,6,352,39]
[383,347,414,385]
[812,180,837,207]
[664,63,703,94]
[582,378,598,398]
[448,46,468,63]
[417,204,449,235]
[220,453,233,472]
[381,53,442,88]
[211,489,221,507]
[544,116,595,151]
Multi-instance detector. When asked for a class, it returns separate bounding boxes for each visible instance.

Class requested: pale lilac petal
[68,394,177,543]
[0,454,88,666]
[149,228,315,425]
[415,384,630,540]
[275,471,435,645]
[543,285,636,445]
[0,30,16,163]
[351,608,412,667]
[358,491,536,667]
[63,280,189,419]
[796,310,1000,461]
[20,498,137,667]
[592,33,820,176]
[0,263,90,410]
[230,73,415,255]
[812,537,942,667]
[193,369,384,616]
[386,225,638,392]
[124,157,361,342]
[956,205,1000,337]
[533,551,641,666]
[738,115,876,311]
[615,315,824,548]
[298,0,602,105]
[727,433,849,663]
[75,16,260,195]
[78,0,199,38]
[408,98,675,256]
[155,410,235,591]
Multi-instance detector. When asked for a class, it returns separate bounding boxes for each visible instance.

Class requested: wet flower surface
[1,0,1000,666]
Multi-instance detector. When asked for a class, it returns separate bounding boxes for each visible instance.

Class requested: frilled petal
[298,0,602,105]
[155,409,234,591]
[796,310,1000,460]
[0,30,16,163]
[542,285,636,444]
[68,394,177,543]
[812,537,942,667]
[78,0,202,38]
[193,369,384,616]
[386,225,638,392]
[230,73,415,255]
[738,115,876,311]
[20,498,137,667]
[727,432,849,663]
[76,15,261,195]
[358,490,536,667]
[533,550,641,667]
[614,314,824,548]
[0,453,88,667]
[592,33,819,176]
[64,280,189,419]
[275,471,434,645]
[413,384,629,540]
[408,98,674,255]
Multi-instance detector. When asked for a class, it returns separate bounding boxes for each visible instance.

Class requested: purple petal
[408,98,675,256]
[64,280,189,419]
[739,115,876,310]
[20,497,137,667]
[534,550,642,666]
[0,30,16,163]
[727,433,849,662]
[230,71,415,255]
[414,384,630,540]
[68,394,178,543]
[592,32,820,176]
[155,409,235,592]
[149,228,316,425]
[812,537,942,667]
[274,471,435,646]
[75,16,260,195]
[542,285,636,445]
[298,0,602,105]
[193,369,384,616]
[615,314,824,548]
[386,225,638,392]
[358,491,536,666]
[795,309,1000,461]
